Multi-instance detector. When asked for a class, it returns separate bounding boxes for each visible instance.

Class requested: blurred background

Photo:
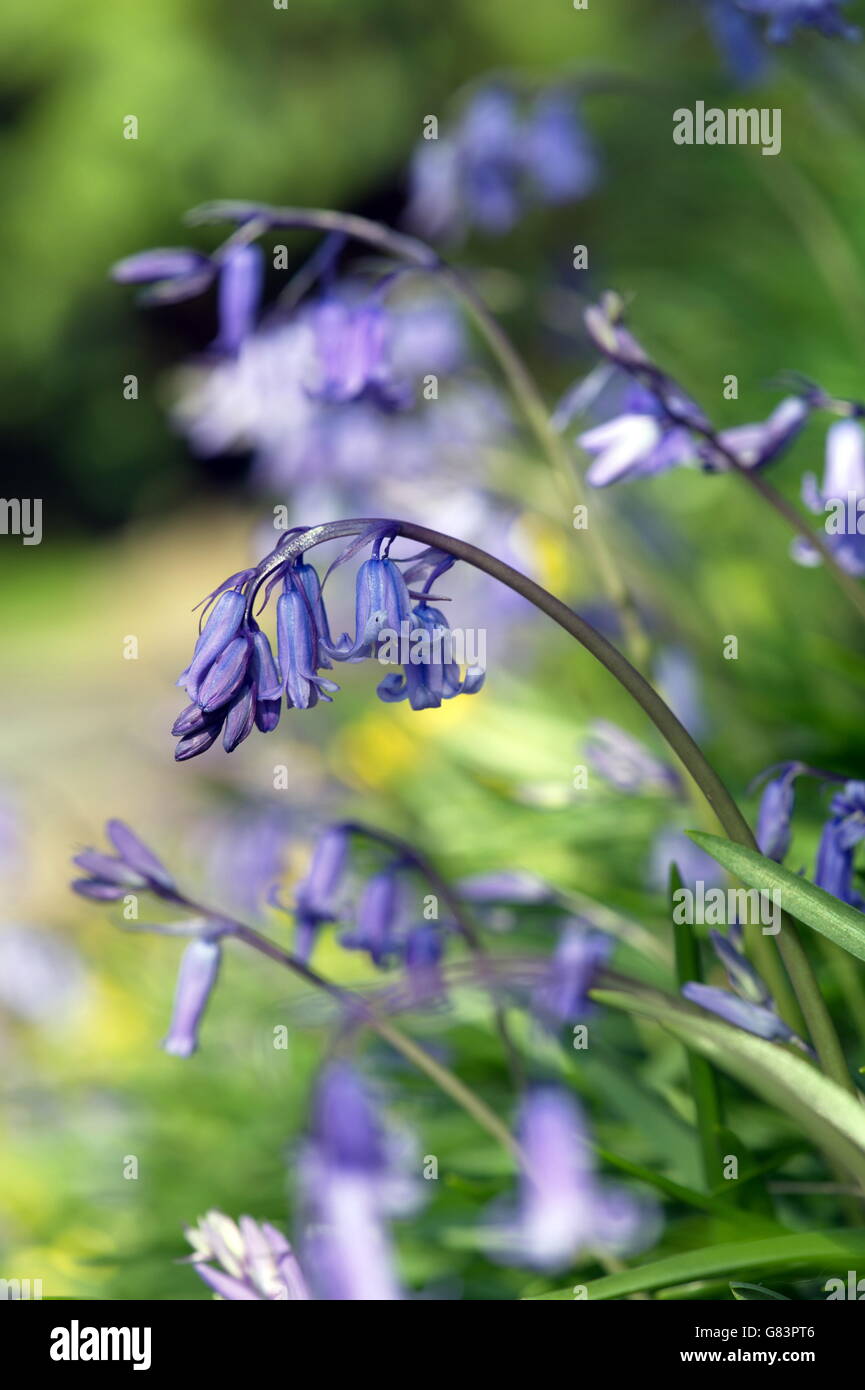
[2,0,865,1299]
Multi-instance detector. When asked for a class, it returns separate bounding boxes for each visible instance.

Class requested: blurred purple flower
[403,923,446,1004]
[585,720,680,795]
[682,981,800,1042]
[793,418,865,577]
[185,1212,311,1300]
[814,780,865,907]
[72,819,177,900]
[306,296,412,410]
[301,1063,416,1300]
[753,760,809,861]
[737,0,860,43]
[162,936,222,1058]
[292,825,350,961]
[213,243,265,356]
[406,83,599,241]
[0,927,87,1025]
[531,924,610,1026]
[654,645,707,741]
[112,240,263,352]
[706,396,811,471]
[683,925,808,1049]
[509,1089,654,1270]
[580,294,814,484]
[577,389,695,487]
[703,0,768,81]
[340,869,404,968]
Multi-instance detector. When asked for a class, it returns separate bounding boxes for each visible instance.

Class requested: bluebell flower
[703,395,811,471]
[509,1089,653,1270]
[301,1063,415,1300]
[709,923,771,1004]
[112,240,263,352]
[306,295,412,411]
[376,601,485,710]
[753,760,809,861]
[523,91,599,204]
[185,1212,311,1301]
[682,925,809,1049]
[325,543,414,662]
[172,530,487,759]
[110,246,214,303]
[585,719,681,795]
[174,582,281,758]
[814,781,865,907]
[212,243,265,357]
[403,924,446,1004]
[531,924,610,1026]
[276,569,339,710]
[340,869,404,968]
[580,295,814,485]
[292,826,349,961]
[737,0,860,43]
[452,86,523,235]
[682,981,801,1042]
[72,819,177,899]
[405,83,599,242]
[703,0,768,82]
[162,936,222,1058]
[577,390,695,487]
[793,418,865,577]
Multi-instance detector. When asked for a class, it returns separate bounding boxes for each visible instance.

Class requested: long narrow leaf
[593,976,865,1190]
[688,830,865,964]
[525,1230,865,1300]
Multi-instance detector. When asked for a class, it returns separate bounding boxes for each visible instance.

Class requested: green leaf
[688,831,865,964]
[524,1230,865,1300]
[730,1282,789,1301]
[592,976,865,1189]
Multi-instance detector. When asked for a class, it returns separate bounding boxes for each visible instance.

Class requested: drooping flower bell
[111,240,264,355]
[174,582,281,759]
[682,923,809,1050]
[340,869,404,968]
[530,924,610,1028]
[300,1063,416,1300]
[162,936,223,1058]
[376,601,485,711]
[814,780,865,907]
[291,825,350,961]
[72,819,178,900]
[171,525,487,760]
[185,1212,311,1301]
[793,418,865,577]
